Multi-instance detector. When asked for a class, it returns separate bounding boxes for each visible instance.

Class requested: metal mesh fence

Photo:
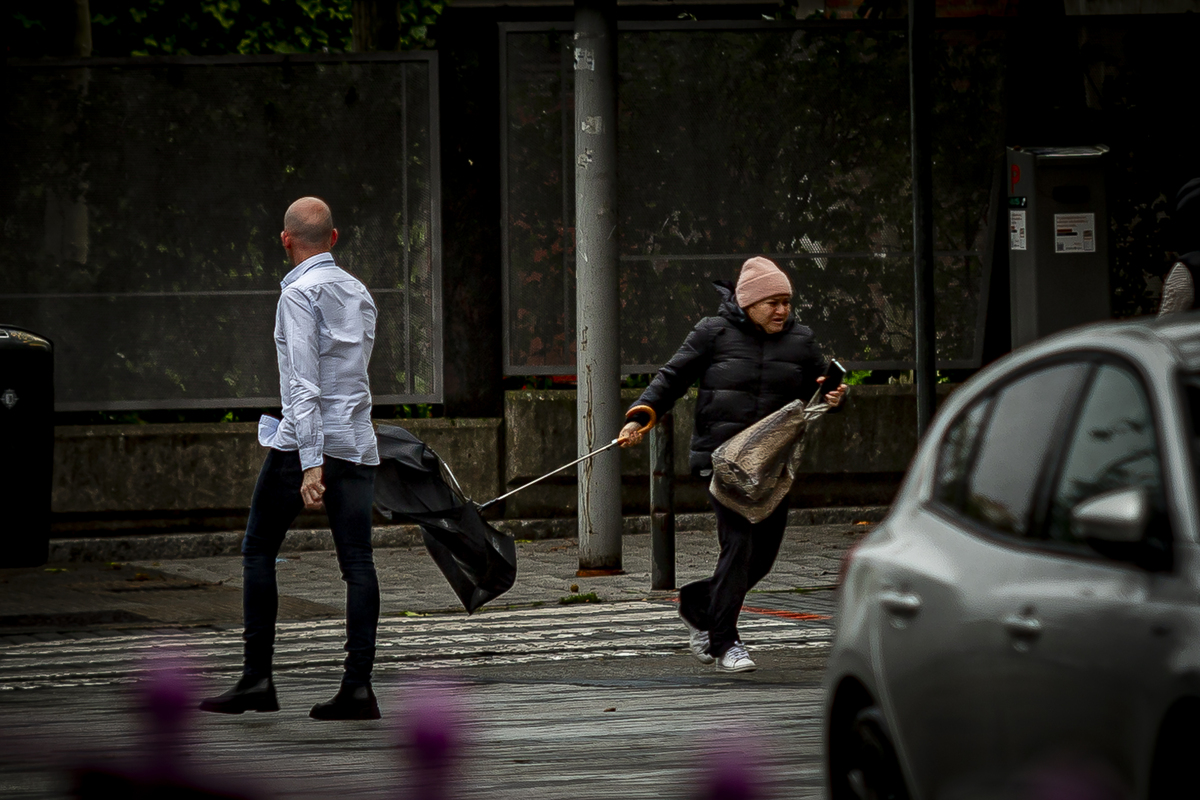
[0,54,441,410]
[502,24,1004,372]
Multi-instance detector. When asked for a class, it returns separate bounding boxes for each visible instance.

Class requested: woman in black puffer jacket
[620,257,845,674]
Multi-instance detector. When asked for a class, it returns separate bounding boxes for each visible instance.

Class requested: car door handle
[880,591,922,616]
[1002,614,1043,638]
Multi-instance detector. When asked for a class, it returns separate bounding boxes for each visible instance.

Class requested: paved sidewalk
[0,515,882,642]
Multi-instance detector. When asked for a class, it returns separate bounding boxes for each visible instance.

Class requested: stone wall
[500,385,952,518]
[52,418,502,532]
[50,385,948,530]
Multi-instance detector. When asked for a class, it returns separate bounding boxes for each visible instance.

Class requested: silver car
[824,315,1200,800]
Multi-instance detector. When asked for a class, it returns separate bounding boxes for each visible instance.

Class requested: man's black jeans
[241,449,379,687]
[678,491,789,658]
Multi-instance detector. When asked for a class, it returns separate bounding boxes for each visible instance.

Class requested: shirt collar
[280,252,336,289]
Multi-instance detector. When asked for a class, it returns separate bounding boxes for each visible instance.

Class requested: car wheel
[830,703,910,800]
[1148,700,1200,800]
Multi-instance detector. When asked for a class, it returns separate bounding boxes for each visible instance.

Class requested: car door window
[934,397,992,512]
[1183,378,1200,501]
[960,363,1088,538]
[1046,363,1168,546]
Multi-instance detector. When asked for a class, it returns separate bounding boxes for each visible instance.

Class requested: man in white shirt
[200,197,383,720]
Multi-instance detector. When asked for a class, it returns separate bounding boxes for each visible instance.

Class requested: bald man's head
[283,197,335,248]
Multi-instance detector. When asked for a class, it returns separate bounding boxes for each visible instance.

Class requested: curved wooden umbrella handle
[622,405,657,440]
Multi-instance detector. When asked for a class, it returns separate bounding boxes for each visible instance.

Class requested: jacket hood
[713,280,745,322]
[713,279,795,335]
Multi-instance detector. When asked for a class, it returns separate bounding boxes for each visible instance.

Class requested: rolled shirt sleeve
[278,289,325,470]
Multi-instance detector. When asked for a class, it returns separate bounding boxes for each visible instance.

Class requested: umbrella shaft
[479,439,621,510]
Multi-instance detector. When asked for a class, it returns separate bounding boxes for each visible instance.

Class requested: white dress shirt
[258,252,379,469]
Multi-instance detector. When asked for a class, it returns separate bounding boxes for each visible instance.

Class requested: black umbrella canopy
[374,425,517,614]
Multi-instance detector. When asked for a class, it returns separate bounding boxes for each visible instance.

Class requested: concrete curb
[46,505,889,563]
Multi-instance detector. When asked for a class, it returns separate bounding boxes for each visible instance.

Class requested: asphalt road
[0,599,835,800]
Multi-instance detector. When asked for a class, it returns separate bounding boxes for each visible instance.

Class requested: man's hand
[301,466,325,510]
[619,421,645,448]
[817,376,848,408]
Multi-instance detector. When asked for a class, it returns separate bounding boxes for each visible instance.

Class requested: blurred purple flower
[392,677,469,800]
[693,725,768,800]
[1022,756,1129,800]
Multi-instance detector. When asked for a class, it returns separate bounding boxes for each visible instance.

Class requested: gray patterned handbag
[709,397,831,523]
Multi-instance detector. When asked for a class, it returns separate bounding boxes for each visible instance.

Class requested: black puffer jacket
[628,280,833,475]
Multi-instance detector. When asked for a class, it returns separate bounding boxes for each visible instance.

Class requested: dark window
[1046,364,1167,546]
[934,397,992,513]
[960,363,1088,538]
[1183,378,1200,498]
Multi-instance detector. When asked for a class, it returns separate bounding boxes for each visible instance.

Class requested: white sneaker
[679,612,715,664]
[716,642,757,673]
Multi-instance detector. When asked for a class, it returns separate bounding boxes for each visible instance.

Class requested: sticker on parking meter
[1054,213,1096,253]
[1010,210,1027,250]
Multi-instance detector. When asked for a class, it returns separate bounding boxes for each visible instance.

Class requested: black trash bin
[0,326,54,567]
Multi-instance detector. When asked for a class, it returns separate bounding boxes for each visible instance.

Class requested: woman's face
[745,294,792,334]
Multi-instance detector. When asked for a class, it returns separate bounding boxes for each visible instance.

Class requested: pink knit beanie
[735,257,792,308]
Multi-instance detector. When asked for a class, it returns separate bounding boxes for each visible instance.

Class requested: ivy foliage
[388,0,444,51]
[97,0,354,56]
[7,1,446,58]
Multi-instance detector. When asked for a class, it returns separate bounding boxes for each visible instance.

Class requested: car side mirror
[1070,486,1149,544]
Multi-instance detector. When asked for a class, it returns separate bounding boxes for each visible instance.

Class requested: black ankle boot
[198,675,279,714]
[309,684,381,720]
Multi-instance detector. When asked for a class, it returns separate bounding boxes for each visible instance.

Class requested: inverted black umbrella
[374,425,517,614]
[374,411,655,614]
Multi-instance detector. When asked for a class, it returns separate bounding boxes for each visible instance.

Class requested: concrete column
[574,0,621,573]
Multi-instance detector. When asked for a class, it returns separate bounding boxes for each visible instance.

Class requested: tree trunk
[352,0,401,52]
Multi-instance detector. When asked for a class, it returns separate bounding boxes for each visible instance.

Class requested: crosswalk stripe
[0,600,832,690]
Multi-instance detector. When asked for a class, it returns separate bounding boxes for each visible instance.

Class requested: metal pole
[402,66,412,394]
[650,411,675,590]
[909,0,937,438]
[574,0,622,573]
